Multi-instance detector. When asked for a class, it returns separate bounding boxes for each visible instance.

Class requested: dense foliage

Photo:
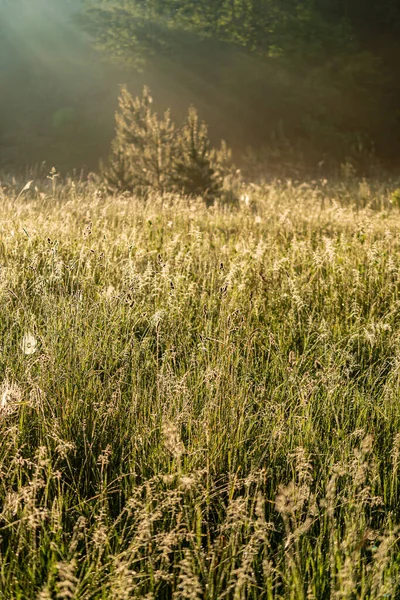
[1,0,399,174]
[82,0,400,173]
[1,177,400,597]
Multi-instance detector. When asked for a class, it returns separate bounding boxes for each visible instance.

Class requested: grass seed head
[163,420,185,459]
[0,380,22,418]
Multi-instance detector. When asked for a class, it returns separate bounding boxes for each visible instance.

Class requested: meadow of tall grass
[1,174,400,599]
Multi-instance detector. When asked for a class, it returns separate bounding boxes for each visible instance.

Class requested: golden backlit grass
[1,176,400,598]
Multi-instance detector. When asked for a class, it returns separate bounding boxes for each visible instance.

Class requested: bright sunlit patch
[21,332,37,355]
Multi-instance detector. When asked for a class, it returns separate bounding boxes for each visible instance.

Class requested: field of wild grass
[1,176,400,599]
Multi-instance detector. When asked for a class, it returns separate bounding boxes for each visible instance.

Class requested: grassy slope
[0,178,400,598]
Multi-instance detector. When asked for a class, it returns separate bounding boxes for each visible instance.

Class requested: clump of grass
[0,175,400,598]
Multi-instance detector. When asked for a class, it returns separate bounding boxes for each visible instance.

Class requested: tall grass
[1,176,400,598]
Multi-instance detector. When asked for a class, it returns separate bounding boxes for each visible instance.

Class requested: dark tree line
[81,0,400,174]
[1,1,399,175]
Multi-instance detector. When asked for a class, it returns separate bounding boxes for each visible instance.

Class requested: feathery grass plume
[56,560,79,600]
[173,549,202,600]
[0,379,22,417]
[109,557,136,600]
[163,420,185,460]
[16,179,33,201]
[37,587,53,600]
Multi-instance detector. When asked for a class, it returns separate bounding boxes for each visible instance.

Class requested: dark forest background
[1,0,400,177]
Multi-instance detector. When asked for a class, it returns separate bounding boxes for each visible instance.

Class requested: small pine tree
[171,107,222,204]
[102,146,136,193]
[210,139,240,203]
[104,86,176,194]
[103,86,237,202]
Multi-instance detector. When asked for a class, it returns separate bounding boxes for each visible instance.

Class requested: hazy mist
[2,0,399,175]
[0,0,125,170]
[0,0,291,173]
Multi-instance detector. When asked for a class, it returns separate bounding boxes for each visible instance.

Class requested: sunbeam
[1,0,93,81]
